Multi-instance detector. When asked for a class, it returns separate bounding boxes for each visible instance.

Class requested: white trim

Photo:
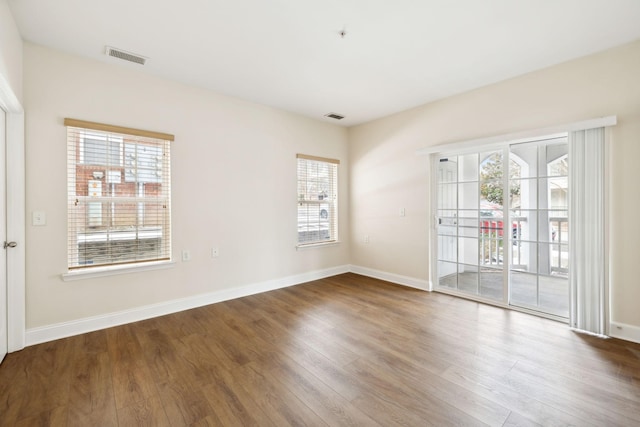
[349,264,432,291]
[609,322,640,345]
[62,260,176,281]
[26,264,350,346]
[0,73,22,114]
[416,116,617,156]
[0,71,25,353]
[26,261,640,347]
[296,241,340,250]
[6,112,24,352]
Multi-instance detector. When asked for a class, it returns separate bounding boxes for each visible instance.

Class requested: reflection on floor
[439,270,569,318]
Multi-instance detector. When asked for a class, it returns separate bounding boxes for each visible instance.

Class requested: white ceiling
[8,0,640,127]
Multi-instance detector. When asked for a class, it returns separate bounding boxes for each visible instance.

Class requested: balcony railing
[480,216,568,275]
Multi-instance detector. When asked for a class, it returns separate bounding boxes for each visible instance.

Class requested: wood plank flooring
[1,272,640,426]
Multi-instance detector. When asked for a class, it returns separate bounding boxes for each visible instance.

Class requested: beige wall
[18,29,640,336]
[349,40,640,329]
[0,0,22,101]
[24,43,349,328]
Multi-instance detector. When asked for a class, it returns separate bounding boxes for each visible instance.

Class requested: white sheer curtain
[568,127,606,335]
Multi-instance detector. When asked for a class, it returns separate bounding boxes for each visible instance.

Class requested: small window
[297,154,339,246]
[65,119,173,270]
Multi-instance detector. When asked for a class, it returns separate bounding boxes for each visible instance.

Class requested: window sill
[61,260,176,282]
[296,241,340,250]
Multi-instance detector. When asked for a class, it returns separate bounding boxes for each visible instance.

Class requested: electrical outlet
[211,247,219,258]
[182,250,191,262]
[364,235,370,244]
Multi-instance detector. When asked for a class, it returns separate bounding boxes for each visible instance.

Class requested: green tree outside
[480,153,520,207]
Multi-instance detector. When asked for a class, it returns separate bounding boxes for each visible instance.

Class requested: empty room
[1,0,640,425]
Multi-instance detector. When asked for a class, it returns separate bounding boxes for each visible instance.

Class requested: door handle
[3,241,17,249]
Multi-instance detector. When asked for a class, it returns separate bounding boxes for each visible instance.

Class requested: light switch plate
[32,211,46,226]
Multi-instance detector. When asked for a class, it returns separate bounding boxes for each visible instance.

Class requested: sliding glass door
[509,138,568,317]
[436,150,508,302]
[434,136,569,318]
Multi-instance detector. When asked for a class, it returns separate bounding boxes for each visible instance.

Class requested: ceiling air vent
[105,46,147,65]
[324,112,345,120]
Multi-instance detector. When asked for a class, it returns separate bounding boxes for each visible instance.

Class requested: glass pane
[438,235,457,262]
[124,142,163,183]
[544,144,568,177]
[438,157,458,183]
[540,177,568,209]
[510,179,537,210]
[548,212,568,244]
[438,225,456,236]
[539,275,569,317]
[510,143,537,179]
[479,151,506,215]
[480,151,504,210]
[547,243,569,273]
[438,261,457,288]
[458,217,478,238]
[298,203,332,243]
[458,153,478,182]
[480,151,503,181]
[458,237,479,265]
[77,201,168,232]
[480,179,504,211]
[438,209,457,229]
[458,182,478,210]
[480,268,503,301]
[479,217,502,237]
[75,199,167,266]
[437,184,457,209]
[458,264,479,294]
[539,211,566,243]
[438,211,456,233]
[458,210,479,219]
[511,241,537,272]
[480,233,503,266]
[511,210,537,242]
[510,271,538,308]
[83,137,121,166]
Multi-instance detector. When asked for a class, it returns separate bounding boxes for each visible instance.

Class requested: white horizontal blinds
[66,119,172,269]
[296,154,339,245]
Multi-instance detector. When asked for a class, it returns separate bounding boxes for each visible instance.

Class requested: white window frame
[296,154,339,247]
[64,119,173,276]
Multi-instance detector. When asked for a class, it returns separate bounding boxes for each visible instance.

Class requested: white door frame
[0,72,25,352]
[423,116,616,325]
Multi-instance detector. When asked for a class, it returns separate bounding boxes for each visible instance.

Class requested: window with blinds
[297,154,339,246]
[65,119,173,270]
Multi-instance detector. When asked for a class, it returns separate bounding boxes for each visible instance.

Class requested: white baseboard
[609,321,640,344]
[349,265,431,291]
[25,264,350,346]
[26,262,640,348]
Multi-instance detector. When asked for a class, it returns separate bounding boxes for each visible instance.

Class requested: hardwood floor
[1,272,640,426]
